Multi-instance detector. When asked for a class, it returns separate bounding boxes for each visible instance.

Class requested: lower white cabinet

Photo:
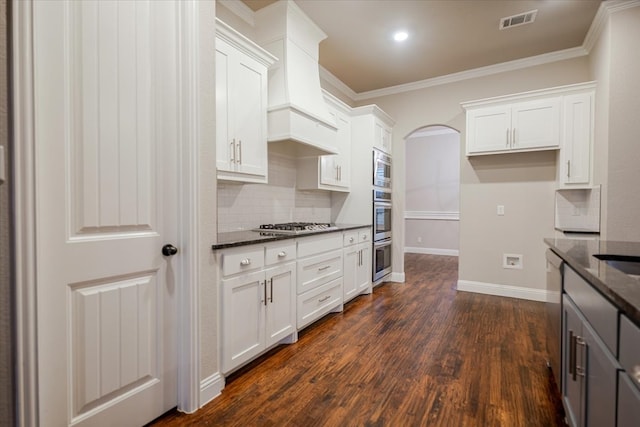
[296,233,344,329]
[343,228,372,302]
[220,244,296,374]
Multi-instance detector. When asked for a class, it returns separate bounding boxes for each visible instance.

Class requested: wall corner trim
[199,373,225,410]
[456,280,551,302]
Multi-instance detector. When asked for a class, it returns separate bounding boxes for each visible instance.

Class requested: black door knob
[162,244,178,257]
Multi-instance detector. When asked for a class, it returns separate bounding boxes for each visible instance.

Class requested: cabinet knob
[277,251,287,258]
[240,258,251,266]
[349,237,354,243]
[362,234,368,240]
[633,366,640,384]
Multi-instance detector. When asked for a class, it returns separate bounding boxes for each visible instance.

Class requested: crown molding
[319,66,358,102]
[354,46,587,101]
[218,0,255,26]
[583,0,640,53]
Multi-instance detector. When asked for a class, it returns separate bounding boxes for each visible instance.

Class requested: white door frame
[12,1,205,422]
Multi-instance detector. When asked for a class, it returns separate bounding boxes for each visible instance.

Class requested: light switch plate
[497,205,505,216]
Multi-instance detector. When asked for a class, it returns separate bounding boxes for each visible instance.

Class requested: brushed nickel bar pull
[269,278,273,303]
[230,139,236,163]
[238,140,242,164]
[318,295,331,303]
[506,128,510,147]
[576,336,586,377]
[263,281,267,306]
[512,128,516,146]
[567,160,571,178]
[569,330,576,381]
[318,265,331,271]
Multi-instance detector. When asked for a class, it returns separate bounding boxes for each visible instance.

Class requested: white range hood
[255,0,337,157]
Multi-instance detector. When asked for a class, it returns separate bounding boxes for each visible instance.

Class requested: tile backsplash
[217,152,331,232]
[555,186,601,232]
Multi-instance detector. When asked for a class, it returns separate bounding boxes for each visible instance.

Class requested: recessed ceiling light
[393,31,408,42]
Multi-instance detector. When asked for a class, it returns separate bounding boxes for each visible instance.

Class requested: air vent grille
[499,9,538,30]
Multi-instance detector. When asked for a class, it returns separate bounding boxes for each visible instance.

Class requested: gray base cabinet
[562,295,619,427]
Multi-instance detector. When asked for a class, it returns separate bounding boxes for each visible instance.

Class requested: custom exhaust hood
[255,0,338,157]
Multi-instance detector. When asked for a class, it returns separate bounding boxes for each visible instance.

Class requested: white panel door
[33,1,178,426]
[466,105,511,154]
[221,270,266,373]
[342,246,359,302]
[511,98,561,150]
[265,262,296,347]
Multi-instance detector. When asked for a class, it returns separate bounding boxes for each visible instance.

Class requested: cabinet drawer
[221,247,265,277]
[563,265,617,354]
[343,231,358,247]
[265,242,296,266]
[620,315,640,384]
[297,277,343,329]
[297,251,343,294]
[358,229,371,243]
[297,233,342,258]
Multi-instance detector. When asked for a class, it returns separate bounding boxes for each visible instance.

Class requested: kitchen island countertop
[545,237,640,326]
[212,223,372,250]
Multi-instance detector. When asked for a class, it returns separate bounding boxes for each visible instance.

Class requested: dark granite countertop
[212,224,372,250]
[545,238,640,326]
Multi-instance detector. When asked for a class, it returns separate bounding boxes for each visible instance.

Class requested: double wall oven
[373,148,392,282]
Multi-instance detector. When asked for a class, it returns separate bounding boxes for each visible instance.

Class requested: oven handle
[374,239,392,249]
[374,201,392,208]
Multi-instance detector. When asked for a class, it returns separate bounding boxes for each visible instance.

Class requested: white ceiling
[241,0,602,95]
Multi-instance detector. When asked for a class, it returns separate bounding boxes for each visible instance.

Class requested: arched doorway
[404,125,460,256]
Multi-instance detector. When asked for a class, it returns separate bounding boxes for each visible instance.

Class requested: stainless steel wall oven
[373,238,392,281]
[372,148,392,282]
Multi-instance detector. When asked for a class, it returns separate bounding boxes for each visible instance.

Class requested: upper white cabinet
[559,90,595,187]
[297,91,351,192]
[375,118,393,154]
[215,19,276,184]
[465,97,561,155]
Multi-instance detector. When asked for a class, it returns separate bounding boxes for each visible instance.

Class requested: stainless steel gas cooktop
[253,222,338,235]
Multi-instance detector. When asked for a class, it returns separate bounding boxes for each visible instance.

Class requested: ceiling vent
[499,9,538,30]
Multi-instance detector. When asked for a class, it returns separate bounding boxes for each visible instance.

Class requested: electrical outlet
[503,254,523,269]
[417,236,422,243]
[497,205,505,216]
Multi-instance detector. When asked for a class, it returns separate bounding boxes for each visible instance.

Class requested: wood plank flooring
[150,254,565,426]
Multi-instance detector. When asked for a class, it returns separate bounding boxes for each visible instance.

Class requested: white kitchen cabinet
[296,233,344,329]
[343,228,372,303]
[559,91,594,187]
[220,242,296,374]
[215,19,276,184]
[465,97,561,155]
[375,119,393,154]
[297,91,351,191]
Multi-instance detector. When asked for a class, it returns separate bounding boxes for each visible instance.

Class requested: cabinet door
[335,111,351,187]
[357,243,372,292]
[221,270,266,373]
[342,246,359,302]
[618,371,640,427]
[511,98,560,151]
[232,53,268,178]
[320,155,338,186]
[215,40,234,173]
[561,93,592,185]
[582,321,619,427]
[466,105,512,154]
[562,295,583,427]
[265,262,296,347]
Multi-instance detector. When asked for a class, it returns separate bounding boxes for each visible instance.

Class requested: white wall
[602,5,640,241]
[404,128,460,255]
[359,56,591,295]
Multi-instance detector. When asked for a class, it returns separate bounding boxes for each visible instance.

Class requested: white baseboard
[390,272,405,283]
[200,372,225,408]
[405,247,459,256]
[456,280,551,302]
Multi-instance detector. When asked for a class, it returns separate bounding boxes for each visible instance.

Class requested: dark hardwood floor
[150,253,565,426]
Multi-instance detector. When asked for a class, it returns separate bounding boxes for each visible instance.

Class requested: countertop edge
[545,238,640,326]
[212,224,372,250]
